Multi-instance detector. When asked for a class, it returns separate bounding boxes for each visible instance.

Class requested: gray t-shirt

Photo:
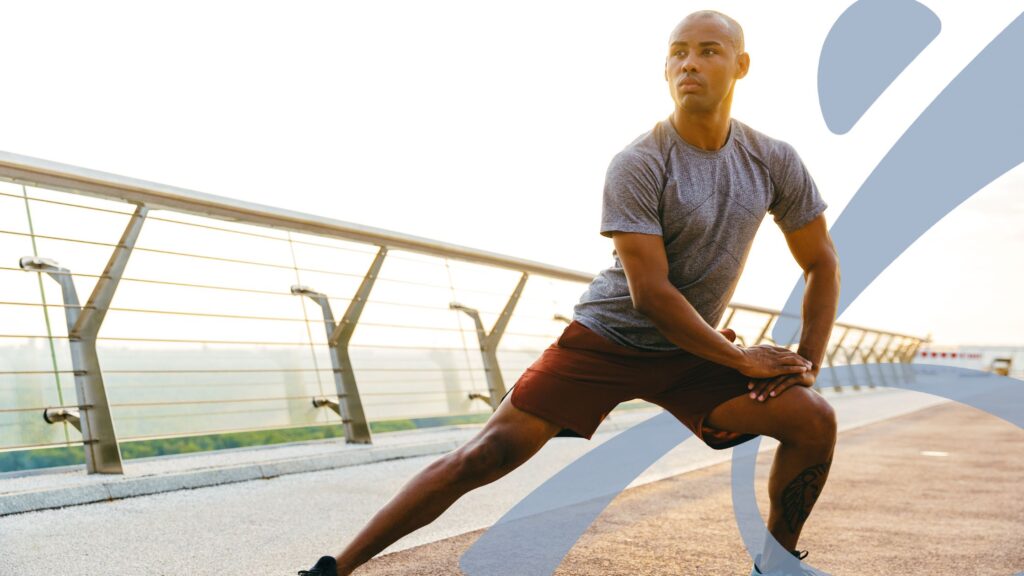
[572,116,827,351]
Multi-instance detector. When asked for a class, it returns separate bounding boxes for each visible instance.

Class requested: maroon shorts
[508,320,757,450]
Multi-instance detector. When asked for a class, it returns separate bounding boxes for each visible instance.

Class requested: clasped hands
[719,328,817,403]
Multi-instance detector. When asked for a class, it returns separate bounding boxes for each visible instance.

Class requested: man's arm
[612,231,812,378]
[749,214,840,401]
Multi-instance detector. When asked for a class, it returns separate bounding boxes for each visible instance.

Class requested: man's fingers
[780,352,813,366]
[779,364,810,374]
[718,328,737,343]
[763,348,812,368]
[766,380,797,400]
[750,376,783,401]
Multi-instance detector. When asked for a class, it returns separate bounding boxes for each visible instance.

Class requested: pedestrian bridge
[4,151,1019,575]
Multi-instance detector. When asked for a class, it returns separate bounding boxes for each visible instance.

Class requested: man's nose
[679,55,698,73]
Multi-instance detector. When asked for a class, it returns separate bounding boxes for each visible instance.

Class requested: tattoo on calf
[781,461,832,534]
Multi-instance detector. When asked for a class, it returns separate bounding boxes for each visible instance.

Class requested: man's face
[664,16,749,113]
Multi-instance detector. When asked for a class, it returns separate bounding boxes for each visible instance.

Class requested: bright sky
[2,0,1022,346]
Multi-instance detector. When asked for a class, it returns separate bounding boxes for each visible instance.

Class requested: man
[300,9,839,576]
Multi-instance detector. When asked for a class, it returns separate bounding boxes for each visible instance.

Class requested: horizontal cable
[0,301,309,323]
[9,229,510,296]
[110,395,315,408]
[355,391,455,397]
[2,230,417,286]
[111,394,464,409]
[0,334,547,354]
[362,398,468,407]
[0,266,287,297]
[0,406,58,414]
[5,263,539,307]
[146,214,299,243]
[4,191,531,272]
[363,409,491,422]
[0,297,573,326]
[127,375,483,383]
[2,190,341,249]
[1,190,387,257]
[0,229,114,248]
[0,189,132,216]
[94,379,463,392]
[85,367,472,376]
[113,395,476,420]
[0,289,463,317]
[0,370,74,376]
[123,276,294,297]
[1,268,577,321]
[0,440,77,452]
[102,367,335,374]
[117,421,339,443]
[115,405,293,420]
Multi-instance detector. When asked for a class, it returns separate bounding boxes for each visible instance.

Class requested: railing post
[720,306,737,332]
[718,306,747,346]
[843,330,869,391]
[859,332,887,389]
[291,247,385,445]
[900,336,926,380]
[873,333,898,386]
[753,313,777,346]
[451,272,528,411]
[19,205,148,474]
[901,338,924,363]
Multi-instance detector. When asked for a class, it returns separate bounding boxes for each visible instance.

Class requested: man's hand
[747,370,817,402]
[736,345,813,379]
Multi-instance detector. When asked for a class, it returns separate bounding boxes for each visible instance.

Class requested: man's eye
[703,49,716,55]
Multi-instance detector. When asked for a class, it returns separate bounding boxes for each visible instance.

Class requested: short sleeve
[599,150,664,238]
[768,141,828,233]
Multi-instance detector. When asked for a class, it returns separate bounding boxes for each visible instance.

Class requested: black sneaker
[751,549,816,575]
[298,556,338,576]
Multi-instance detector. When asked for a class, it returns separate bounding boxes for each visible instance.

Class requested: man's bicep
[769,142,828,234]
[611,231,670,311]
[600,151,664,239]
[782,214,839,273]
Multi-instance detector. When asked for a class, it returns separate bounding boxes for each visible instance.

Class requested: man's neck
[670,108,732,151]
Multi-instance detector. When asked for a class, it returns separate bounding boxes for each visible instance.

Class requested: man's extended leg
[705,387,837,558]
[333,393,562,575]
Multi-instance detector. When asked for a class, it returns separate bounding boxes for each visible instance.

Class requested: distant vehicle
[990,357,1012,376]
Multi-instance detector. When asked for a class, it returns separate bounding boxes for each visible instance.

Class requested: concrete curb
[0,438,463,517]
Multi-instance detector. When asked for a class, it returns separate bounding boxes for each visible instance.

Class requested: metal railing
[0,151,925,475]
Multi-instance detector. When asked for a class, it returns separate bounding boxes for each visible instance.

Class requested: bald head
[670,10,744,54]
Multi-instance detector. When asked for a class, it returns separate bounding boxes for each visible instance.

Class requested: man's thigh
[469,392,564,468]
[705,385,835,441]
[643,358,758,450]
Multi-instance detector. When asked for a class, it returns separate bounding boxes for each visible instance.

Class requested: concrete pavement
[0,388,978,575]
[356,401,1024,575]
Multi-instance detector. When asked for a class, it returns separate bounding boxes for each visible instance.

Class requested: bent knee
[451,432,512,480]
[778,391,837,447]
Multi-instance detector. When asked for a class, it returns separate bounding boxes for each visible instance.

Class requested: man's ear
[735,52,751,79]
[664,59,669,81]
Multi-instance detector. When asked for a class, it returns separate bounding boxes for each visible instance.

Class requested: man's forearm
[795,263,840,373]
[637,285,746,369]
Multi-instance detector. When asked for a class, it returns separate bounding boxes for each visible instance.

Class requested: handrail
[0,151,591,283]
[0,149,929,475]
